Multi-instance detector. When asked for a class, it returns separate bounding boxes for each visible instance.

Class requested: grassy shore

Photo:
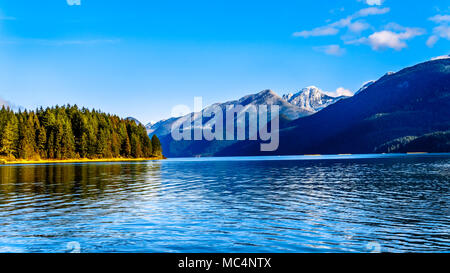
[0,156,165,165]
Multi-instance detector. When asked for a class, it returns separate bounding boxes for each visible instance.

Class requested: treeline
[375,131,450,153]
[0,105,162,160]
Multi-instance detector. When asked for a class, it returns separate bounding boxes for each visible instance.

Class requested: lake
[0,154,449,253]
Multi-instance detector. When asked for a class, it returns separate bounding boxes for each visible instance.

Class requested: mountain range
[143,86,350,157]
[282,86,349,112]
[140,56,450,157]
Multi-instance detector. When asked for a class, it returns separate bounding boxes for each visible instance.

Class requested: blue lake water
[0,154,449,253]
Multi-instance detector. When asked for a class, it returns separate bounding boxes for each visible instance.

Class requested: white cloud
[367,0,383,5]
[293,26,339,37]
[324,87,354,97]
[358,0,384,6]
[335,87,354,96]
[348,20,371,33]
[367,31,407,50]
[429,14,450,23]
[67,0,81,6]
[427,14,450,47]
[434,24,450,39]
[426,35,439,47]
[355,7,389,17]
[293,7,389,38]
[348,25,425,51]
[314,44,346,56]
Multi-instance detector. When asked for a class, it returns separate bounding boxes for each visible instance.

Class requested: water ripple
[0,155,449,252]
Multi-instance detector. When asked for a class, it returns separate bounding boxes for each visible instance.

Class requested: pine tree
[60,119,75,159]
[131,134,143,158]
[121,135,131,157]
[151,135,162,157]
[18,113,37,159]
[0,112,19,158]
[80,132,89,158]
[0,105,161,160]
[35,119,47,158]
[142,131,153,157]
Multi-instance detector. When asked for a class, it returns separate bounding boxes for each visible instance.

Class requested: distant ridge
[219,56,450,156]
[147,56,450,157]
[126,117,142,125]
[148,87,351,157]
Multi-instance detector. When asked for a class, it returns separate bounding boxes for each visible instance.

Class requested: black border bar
[0,253,447,272]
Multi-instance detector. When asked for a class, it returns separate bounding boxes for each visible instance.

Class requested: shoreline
[0,157,165,165]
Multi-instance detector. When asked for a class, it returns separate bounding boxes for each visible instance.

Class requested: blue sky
[0,0,449,123]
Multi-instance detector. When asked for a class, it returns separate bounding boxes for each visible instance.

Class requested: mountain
[145,121,154,131]
[146,119,174,135]
[374,130,450,153]
[150,89,320,157]
[230,89,314,120]
[126,117,142,125]
[218,57,450,156]
[430,55,450,61]
[149,87,349,141]
[355,80,375,95]
[282,86,350,112]
[149,57,450,157]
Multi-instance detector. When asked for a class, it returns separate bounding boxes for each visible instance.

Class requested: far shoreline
[0,157,166,165]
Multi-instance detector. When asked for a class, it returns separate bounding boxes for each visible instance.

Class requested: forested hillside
[0,105,162,161]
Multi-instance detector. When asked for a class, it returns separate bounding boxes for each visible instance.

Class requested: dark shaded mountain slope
[219,58,450,155]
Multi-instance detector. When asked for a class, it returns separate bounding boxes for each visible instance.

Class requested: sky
[0,0,449,123]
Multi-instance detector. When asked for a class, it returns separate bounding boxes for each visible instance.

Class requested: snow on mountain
[232,89,314,119]
[146,57,450,157]
[430,55,450,61]
[222,57,450,157]
[147,89,316,138]
[148,87,353,139]
[146,117,177,135]
[282,86,351,112]
[355,80,376,95]
[145,120,158,133]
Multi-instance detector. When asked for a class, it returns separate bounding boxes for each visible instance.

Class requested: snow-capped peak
[430,55,450,61]
[145,121,156,127]
[282,86,349,112]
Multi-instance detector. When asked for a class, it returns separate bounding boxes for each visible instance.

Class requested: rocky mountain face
[282,86,350,112]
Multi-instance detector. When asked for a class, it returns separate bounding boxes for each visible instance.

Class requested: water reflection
[0,155,449,253]
[0,162,162,200]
